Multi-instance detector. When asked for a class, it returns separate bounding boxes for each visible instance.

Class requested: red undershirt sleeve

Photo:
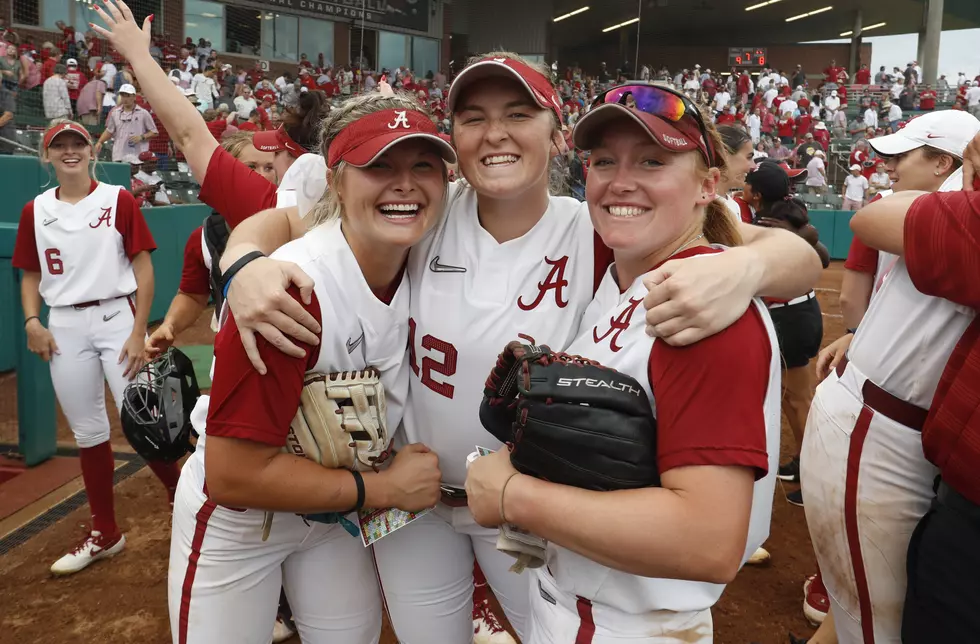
[197,146,278,228]
[12,201,41,272]
[206,288,322,446]
[178,227,211,295]
[649,306,771,479]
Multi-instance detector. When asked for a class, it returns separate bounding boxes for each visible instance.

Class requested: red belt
[836,356,927,431]
[440,486,468,507]
[72,294,126,310]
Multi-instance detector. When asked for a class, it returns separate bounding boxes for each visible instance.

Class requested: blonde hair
[220,131,257,159]
[454,51,567,195]
[39,118,99,185]
[695,112,742,247]
[308,92,445,227]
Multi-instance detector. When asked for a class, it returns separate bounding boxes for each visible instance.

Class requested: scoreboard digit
[728,47,768,67]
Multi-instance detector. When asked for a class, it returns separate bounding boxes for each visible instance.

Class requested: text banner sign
[254,0,430,31]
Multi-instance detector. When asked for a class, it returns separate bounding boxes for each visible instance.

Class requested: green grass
[178,344,214,390]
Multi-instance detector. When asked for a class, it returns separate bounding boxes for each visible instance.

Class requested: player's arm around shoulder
[642,230,820,347]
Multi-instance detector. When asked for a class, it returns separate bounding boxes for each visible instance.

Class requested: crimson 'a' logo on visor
[388,111,411,129]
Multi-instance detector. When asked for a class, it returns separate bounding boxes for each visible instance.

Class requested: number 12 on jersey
[408,317,458,398]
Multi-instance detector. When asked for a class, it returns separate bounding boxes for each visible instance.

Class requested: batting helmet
[121,347,200,462]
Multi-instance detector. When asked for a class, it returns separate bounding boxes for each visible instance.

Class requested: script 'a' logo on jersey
[89,206,112,229]
[517,256,570,311]
[387,110,411,129]
[593,297,643,352]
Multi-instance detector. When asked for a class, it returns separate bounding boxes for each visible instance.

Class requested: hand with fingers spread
[88,0,152,61]
[222,255,320,375]
[815,333,853,382]
[642,247,759,347]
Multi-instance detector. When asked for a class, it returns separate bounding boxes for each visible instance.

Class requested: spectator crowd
[1,13,979,211]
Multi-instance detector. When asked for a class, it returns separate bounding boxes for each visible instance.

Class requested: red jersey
[795,113,813,138]
[737,73,751,95]
[41,58,58,80]
[777,116,796,138]
[855,68,871,84]
[904,189,980,505]
[179,226,211,295]
[238,121,259,131]
[64,70,87,100]
[919,90,936,110]
[717,112,736,125]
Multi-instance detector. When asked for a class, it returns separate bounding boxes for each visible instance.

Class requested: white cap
[868,110,980,159]
[182,87,197,97]
[849,164,862,171]
[66,58,77,66]
[815,150,826,157]
[695,64,701,68]
[814,121,827,130]
[118,83,137,94]
[221,63,232,71]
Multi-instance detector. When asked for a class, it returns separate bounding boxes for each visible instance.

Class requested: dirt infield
[0,265,847,644]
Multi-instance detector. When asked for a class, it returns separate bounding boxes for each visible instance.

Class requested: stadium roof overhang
[549,0,980,49]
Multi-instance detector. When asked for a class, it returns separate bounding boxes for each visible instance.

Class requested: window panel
[40,0,70,30]
[260,12,298,62]
[298,18,333,67]
[226,6,260,56]
[411,37,439,78]
[185,0,225,52]
[377,31,407,74]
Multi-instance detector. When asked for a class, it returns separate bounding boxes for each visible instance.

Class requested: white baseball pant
[168,453,383,644]
[47,296,139,447]
[801,360,938,644]
[372,502,530,643]
[527,568,713,644]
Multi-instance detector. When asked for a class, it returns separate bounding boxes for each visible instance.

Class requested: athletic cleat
[473,595,516,644]
[50,529,125,576]
[746,546,771,566]
[803,573,829,626]
[786,489,804,507]
[271,615,295,643]
[777,457,801,483]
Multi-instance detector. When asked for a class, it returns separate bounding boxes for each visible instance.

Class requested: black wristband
[847,327,858,335]
[349,470,365,512]
[24,315,40,326]
[219,250,264,298]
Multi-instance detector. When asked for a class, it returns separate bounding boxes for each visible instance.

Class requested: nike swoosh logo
[429,256,466,273]
[346,332,364,354]
[926,134,943,139]
[42,218,57,226]
[103,311,120,322]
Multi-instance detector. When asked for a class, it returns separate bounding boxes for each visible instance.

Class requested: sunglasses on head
[591,83,717,165]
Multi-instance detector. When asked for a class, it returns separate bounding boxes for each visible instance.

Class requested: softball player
[167,94,455,644]
[216,70,822,643]
[12,120,180,575]
[800,110,980,644]
[465,84,781,644]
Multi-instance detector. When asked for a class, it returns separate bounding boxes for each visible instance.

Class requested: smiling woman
[166,92,458,644]
[11,119,180,577]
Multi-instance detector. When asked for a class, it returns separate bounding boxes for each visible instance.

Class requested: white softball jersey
[23,182,139,307]
[403,181,598,486]
[551,246,782,616]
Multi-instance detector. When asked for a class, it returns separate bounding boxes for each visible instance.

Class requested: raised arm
[91,0,216,185]
[642,224,822,346]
